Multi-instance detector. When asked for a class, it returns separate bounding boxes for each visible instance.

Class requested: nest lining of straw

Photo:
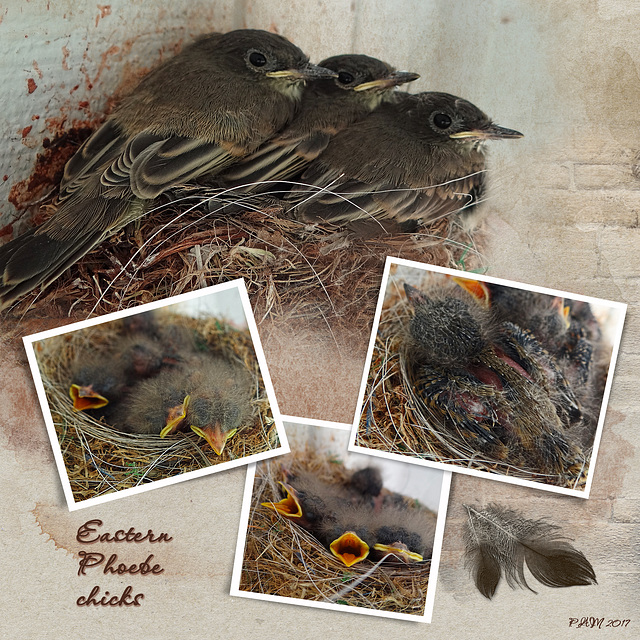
[34,313,278,502]
[354,272,590,491]
[239,448,432,615]
[8,184,486,332]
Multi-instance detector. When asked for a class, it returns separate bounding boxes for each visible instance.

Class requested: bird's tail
[463,503,596,599]
[0,196,140,310]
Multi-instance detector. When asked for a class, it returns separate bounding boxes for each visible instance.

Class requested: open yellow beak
[159,395,190,438]
[261,482,304,519]
[452,276,491,306]
[69,384,109,412]
[329,531,370,567]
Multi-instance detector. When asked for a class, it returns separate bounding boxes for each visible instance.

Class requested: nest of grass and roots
[240,446,434,615]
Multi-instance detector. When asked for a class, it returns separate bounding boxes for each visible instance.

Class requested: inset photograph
[350,258,626,497]
[23,279,287,510]
[231,419,450,622]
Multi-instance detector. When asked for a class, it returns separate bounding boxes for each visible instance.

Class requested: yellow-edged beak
[261,481,304,519]
[267,64,338,81]
[373,542,423,563]
[353,70,420,92]
[451,276,491,306]
[190,421,237,455]
[449,123,523,140]
[159,395,190,438]
[69,384,109,412]
[329,531,370,567]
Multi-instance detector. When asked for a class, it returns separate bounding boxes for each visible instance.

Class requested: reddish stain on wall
[62,45,70,70]
[27,78,37,94]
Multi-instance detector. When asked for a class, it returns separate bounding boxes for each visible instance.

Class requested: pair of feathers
[463,503,596,599]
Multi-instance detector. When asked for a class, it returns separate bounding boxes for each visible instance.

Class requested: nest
[33,313,278,503]
[239,446,432,616]
[354,268,593,490]
[7,183,486,336]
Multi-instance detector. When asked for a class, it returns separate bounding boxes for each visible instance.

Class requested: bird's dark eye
[249,51,267,67]
[337,71,355,85]
[433,113,453,129]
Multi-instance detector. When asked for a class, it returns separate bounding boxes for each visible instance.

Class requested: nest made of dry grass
[354,268,590,491]
[33,312,278,503]
[239,446,432,616]
[8,184,487,335]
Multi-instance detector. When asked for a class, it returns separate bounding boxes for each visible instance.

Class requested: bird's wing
[59,120,126,199]
[219,131,333,192]
[61,120,241,202]
[122,133,240,199]
[288,166,482,225]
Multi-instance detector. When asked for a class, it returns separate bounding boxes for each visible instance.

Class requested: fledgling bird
[0,29,337,310]
[451,277,591,431]
[316,497,436,566]
[218,54,419,193]
[403,282,586,478]
[112,355,254,455]
[262,467,435,566]
[283,91,523,233]
[463,503,597,599]
[68,334,171,412]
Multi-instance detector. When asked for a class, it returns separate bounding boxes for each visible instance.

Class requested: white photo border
[22,278,289,511]
[347,256,627,499]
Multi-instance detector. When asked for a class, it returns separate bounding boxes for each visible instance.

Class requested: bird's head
[318,54,419,107]
[404,282,489,368]
[413,92,523,148]
[203,29,337,98]
[187,395,244,455]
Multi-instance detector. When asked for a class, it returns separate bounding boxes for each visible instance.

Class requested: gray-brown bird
[284,91,523,233]
[112,355,254,455]
[0,29,337,310]
[262,466,435,566]
[68,334,170,412]
[218,54,419,193]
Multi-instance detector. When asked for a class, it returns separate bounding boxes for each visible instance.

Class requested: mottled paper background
[0,1,638,638]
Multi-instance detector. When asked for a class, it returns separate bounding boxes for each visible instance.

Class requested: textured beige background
[0,1,638,638]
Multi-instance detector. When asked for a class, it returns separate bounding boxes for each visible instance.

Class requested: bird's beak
[373,542,423,563]
[267,63,338,81]
[449,123,524,140]
[451,276,491,306]
[261,482,304,519]
[329,531,370,567]
[159,395,190,438]
[69,384,109,411]
[403,282,429,308]
[190,421,236,455]
[354,70,420,92]
[552,296,572,330]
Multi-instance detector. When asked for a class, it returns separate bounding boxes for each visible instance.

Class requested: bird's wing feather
[463,503,596,599]
[221,131,333,190]
[289,168,480,225]
[59,120,126,198]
